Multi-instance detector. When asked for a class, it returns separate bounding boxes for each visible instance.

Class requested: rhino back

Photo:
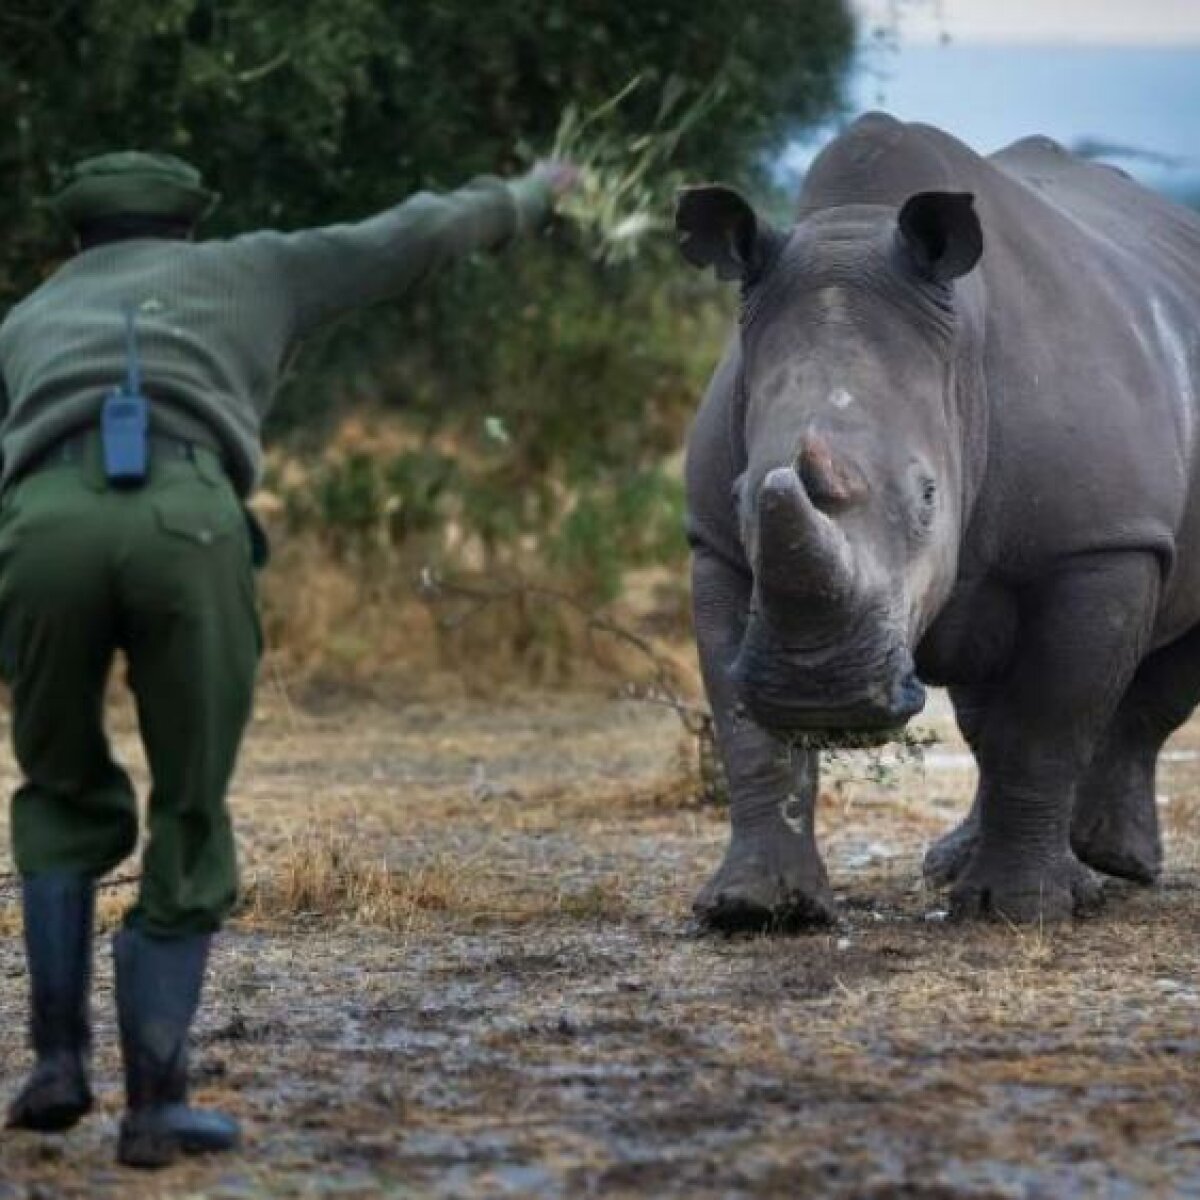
[990,134,1200,293]
[802,114,1200,642]
[975,133,1200,642]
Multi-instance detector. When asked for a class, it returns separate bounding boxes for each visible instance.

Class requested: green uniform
[0,170,552,935]
[0,440,257,935]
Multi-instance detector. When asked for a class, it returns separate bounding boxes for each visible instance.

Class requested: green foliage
[548,470,687,602]
[268,249,719,597]
[1,0,855,603]
[282,445,459,557]
[1,0,855,294]
[313,452,384,540]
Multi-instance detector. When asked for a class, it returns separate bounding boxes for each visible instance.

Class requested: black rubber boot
[113,928,241,1168]
[6,873,95,1133]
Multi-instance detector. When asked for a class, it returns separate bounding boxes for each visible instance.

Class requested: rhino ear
[897,191,983,283]
[675,185,777,283]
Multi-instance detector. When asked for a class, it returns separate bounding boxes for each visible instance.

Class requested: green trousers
[0,440,260,936]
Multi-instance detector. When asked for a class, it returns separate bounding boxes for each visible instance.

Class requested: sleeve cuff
[507,173,555,237]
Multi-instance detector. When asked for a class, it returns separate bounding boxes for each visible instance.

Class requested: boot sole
[6,1098,92,1133]
[118,1122,241,1168]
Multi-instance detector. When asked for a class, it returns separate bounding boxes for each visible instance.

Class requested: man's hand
[531,158,582,201]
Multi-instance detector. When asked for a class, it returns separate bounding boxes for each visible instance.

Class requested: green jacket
[0,174,551,495]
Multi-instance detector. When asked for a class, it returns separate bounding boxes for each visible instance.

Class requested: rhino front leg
[1071,623,1200,882]
[951,553,1160,923]
[931,659,1181,888]
[691,548,836,932]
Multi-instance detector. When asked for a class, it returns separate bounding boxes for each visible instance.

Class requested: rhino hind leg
[1069,626,1200,882]
[922,685,993,887]
[922,799,979,887]
[1071,727,1162,883]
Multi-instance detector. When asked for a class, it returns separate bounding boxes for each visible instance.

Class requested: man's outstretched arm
[245,161,576,338]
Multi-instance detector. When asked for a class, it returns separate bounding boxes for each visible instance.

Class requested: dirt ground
[1,680,1199,1199]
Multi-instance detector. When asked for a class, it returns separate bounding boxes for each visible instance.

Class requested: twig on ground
[417,567,686,698]
[417,567,728,806]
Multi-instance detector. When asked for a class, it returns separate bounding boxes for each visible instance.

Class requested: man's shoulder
[0,270,61,338]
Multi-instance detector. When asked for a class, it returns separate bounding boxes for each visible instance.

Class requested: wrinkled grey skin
[679,113,1200,929]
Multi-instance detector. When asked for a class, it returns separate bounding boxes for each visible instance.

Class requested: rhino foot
[927,790,1161,891]
[922,813,979,888]
[949,852,1103,923]
[694,832,837,933]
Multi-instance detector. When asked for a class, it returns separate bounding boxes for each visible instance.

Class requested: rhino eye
[915,475,937,530]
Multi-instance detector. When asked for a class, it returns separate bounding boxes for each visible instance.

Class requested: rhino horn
[754,466,857,618]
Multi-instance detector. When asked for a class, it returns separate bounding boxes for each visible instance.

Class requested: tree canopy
[0,0,854,295]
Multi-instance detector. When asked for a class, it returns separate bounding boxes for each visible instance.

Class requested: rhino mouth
[730,617,926,737]
[734,678,926,738]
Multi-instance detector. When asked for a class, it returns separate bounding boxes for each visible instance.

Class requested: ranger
[0,150,577,1168]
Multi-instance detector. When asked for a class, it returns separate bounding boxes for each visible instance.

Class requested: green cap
[49,151,220,228]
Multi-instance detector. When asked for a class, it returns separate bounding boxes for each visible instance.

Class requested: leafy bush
[265,236,731,602]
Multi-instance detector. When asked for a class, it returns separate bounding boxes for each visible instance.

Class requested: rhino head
[676,184,985,735]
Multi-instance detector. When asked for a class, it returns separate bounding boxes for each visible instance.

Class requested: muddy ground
[1,682,1199,1199]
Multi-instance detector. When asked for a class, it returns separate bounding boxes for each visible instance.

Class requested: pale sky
[785,4,1200,195]
[857,0,1200,45]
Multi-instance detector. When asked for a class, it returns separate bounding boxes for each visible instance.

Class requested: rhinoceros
[676,112,1200,929]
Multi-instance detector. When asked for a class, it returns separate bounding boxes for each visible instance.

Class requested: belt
[29,428,206,475]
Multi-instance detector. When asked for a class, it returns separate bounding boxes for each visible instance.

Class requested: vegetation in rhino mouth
[784,725,941,757]
[773,725,940,789]
[783,727,912,752]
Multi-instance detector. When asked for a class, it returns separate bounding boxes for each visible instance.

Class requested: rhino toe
[922,817,979,888]
[949,853,1103,923]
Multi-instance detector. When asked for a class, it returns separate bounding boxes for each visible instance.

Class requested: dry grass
[240,827,474,932]
[238,821,637,933]
[250,413,697,691]
[254,525,697,698]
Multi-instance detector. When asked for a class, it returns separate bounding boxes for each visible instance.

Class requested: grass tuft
[238,824,635,932]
